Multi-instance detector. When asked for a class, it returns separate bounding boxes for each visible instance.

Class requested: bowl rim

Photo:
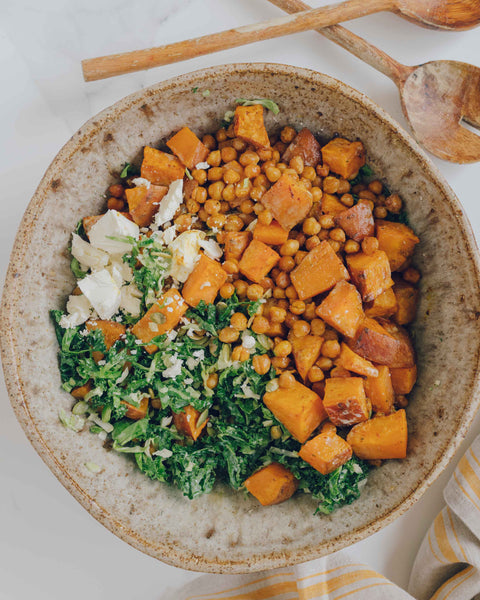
[2,61,480,573]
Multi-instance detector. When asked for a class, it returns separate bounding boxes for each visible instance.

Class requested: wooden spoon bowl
[397,0,480,30]
[401,61,480,163]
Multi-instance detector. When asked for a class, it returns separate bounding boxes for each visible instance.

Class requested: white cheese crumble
[119,283,142,317]
[195,161,210,170]
[132,177,151,189]
[78,269,121,320]
[199,238,223,261]
[71,233,109,272]
[154,448,173,459]
[162,353,183,379]
[59,294,94,328]
[154,179,184,228]
[88,210,139,255]
[241,331,256,350]
[167,230,204,282]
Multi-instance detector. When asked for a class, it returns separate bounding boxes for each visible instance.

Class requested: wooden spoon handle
[82,0,392,82]
[267,0,412,85]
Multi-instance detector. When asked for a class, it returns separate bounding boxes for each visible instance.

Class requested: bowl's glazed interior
[2,63,480,573]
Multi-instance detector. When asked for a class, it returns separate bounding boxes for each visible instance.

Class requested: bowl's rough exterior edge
[1,62,480,573]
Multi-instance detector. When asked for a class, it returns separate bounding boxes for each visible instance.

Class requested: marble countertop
[1,1,480,598]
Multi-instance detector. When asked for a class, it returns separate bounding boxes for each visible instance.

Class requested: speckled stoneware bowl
[2,63,480,573]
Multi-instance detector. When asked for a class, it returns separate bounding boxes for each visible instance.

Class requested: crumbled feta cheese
[166,329,178,342]
[132,177,151,189]
[154,448,173,459]
[71,233,109,272]
[161,416,173,427]
[193,350,205,360]
[162,353,183,379]
[154,179,184,228]
[88,210,139,255]
[119,282,142,316]
[167,230,204,282]
[78,269,121,320]
[162,224,177,245]
[184,378,193,385]
[352,463,363,475]
[195,161,210,170]
[200,238,223,260]
[59,294,94,328]
[242,332,256,350]
[116,367,130,384]
[246,218,258,232]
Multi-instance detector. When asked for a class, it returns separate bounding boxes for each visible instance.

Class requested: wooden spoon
[81,0,480,82]
[269,0,480,163]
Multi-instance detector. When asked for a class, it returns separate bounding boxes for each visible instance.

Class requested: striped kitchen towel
[162,435,480,600]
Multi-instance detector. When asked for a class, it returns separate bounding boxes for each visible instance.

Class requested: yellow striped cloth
[163,435,480,600]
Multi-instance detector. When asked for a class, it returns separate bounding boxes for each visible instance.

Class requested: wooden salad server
[269,0,480,163]
[81,0,480,82]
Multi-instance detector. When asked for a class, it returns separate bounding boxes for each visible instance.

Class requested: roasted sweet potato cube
[253,220,289,246]
[244,463,298,506]
[393,280,418,325]
[173,405,208,441]
[292,335,324,381]
[71,382,92,399]
[323,377,370,426]
[223,231,252,261]
[131,288,187,353]
[321,138,366,180]
[347,250,394,302]
[239,239,280,284]
[321,193,347,215]
[390,365,417,395]
[349,317,415,368]
[125,184,168,227]
[166,126,209,170]
[316,280,364,338]
[83,212,132,237]
[365,365,394,414]
[347,409,407,459]
[86,319,126,349]
[376,220,419,271]
[299,431,353,475]
[260,174,313,231]
[291,241,349,300]
[365,288,397,318]
[140,146,185,186]
[334,200,374,242]
[182,253,228,307]
[335,343,378,377]
[282,128,322,167]
[122,396,149,420]
[233,104,270,149]
[263,381,326,443]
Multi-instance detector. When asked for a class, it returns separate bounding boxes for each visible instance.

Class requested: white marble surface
[1,1,480,598]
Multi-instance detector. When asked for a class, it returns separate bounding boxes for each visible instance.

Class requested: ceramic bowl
[2,63,480,573]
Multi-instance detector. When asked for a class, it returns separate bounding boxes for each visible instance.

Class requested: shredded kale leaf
[120,163,140,179]
[235,97,280,115]
[349,163,374,185]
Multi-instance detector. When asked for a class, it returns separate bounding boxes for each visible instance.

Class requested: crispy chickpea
[275,271,290,289]
[223,169,241,185]
[302,217,321,236]
[310,318,326,336]
[232,138,247,152]
[289,155,304,175]
[316,164,330,177]
[284,311,299,328]
[198,208,209,222]
[230,312,248,331]
[258,208,273,226]
[254,174,268,188]
[359,189,376,202]
[238,200,254,216]
[295,232,307,246]
[203,134,217,149]
[340,193,355,207]
[280,239,299,257]
[222,183,236,203]
[321,421,337,435]
[290,300,306,315]
[220,201,230,213]
[344,239,360,254]
[403,267,421,284]
[252,354,271,375]
[206,373,219,389]
[232,345,250,362]
[175,214,192,233]
[226,124,235,138]
[220,282,235,299]
[272,149,281,162]
[208,166,223,182]
[109,184,124,198]
[385,193,403,214]
[205,199,221,215]
[247,283,264,301]
[273,287,286,299]
[361,236,379,255]
[225,214,244,232]
[279,256,295,272]
[316,356,333,370]
[107,197,124,211]
[221,146,237,163]
[193,186,207,204]
[368,180,383,195]
[244,164,261,179]
[323,176,340,194]
[207,150,221,167]
[252,316,270,334]
[186,198,200,214]
[311,187,323,203]
[251,186,266,202]
[272,356,290,370]
[303,302,317,321]
[277,162,287,172]
[321,339,341,358]
[274,340,292,357]
[259,277,274,291]
[208,181,225,201]
[330,228,346,243]
[305,235,321,251]
[238,150,259,166]
[285,285,298,300]
[302,166,316,181]
[280,126,296,144]
[292,319,311,337]
[395,395,409,408]
[328,239,342,253]
[270,306,287,323]
[215,129,227,142]
[295,250,308,265]
[337,179,351,195]
[257,148,272,162]
[265,166,282,183]
[206,214,226,229]
[271,267,281,280]
[234,279,249,298]
[323,328,338,341]
[235,181,251,200]
[374,206,388,219]
[319,214,335,229]
[223,259,239,275]
[331,367,351,378]
[279,371,296,389]
[308,366,324,383]
[318,229,329,241]
[219,327,240,343]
